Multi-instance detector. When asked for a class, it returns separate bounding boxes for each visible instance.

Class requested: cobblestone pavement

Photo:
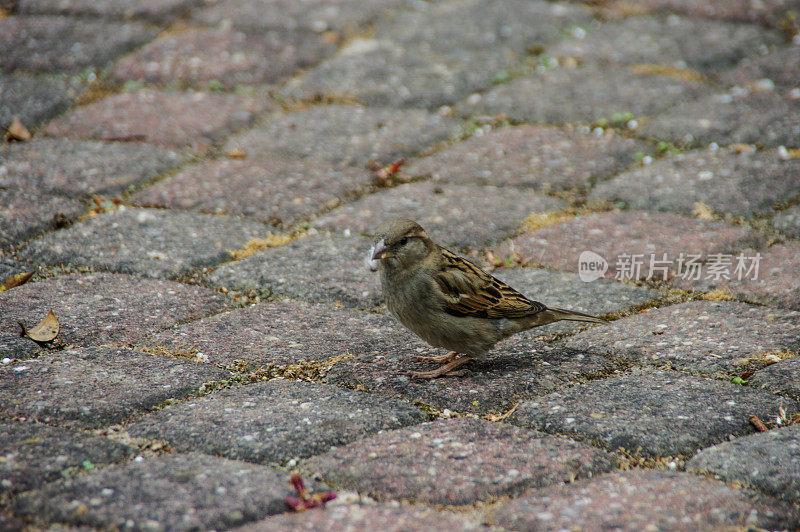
[2,0,800,530]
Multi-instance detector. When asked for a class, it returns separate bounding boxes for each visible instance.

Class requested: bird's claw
[408,355,472,379]
[412,351,460,364]
[408,369,469,379]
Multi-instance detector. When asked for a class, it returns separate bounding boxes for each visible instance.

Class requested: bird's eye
[398,237,409,246]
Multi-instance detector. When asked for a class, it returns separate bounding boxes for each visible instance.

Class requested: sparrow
[368,219,606,379]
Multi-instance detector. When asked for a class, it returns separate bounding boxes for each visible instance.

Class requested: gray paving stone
[0,257,26,282]
[130,156,370,228]
[0,256,32,281]
[614,0,800,27]
[304,418,616,505]
[0,346,229,428]
[283,0,593,108]
[689,424,800,503]
[17,207,271,279]
[0,72,85,131]
[18,0,198,22]
[510,370,800,457]
[0,186,87,250]
[43,88,268,152]
[774,204,800,238]
[458,64,707,125]
[237,503,485,532]
[0,264,42,359]
[720,44,800,92]
[207,233,383,309]
[566,301,800,376]
[550,14,781,72]
[0,272,230,347]
[139,299,416,367]
[0,332,43,360]
[641,89,800,148]
[492,267,658,335]
[676,241,800,311]
[227,105,458,170]
[590,147,800,217]
[750,357,800,401]
[491,210,764,280]
[406,124,650,192]
[1,137,185,198]
[0,421,132,494]
[0,15,157,74]
[325,339,618,415]
[128,380,426,465]
[109,26,335,89]
[312,182,565,251]
[14,453,312,531]
[728,241,800,310]
[490,470,800,531]
[191,0,405,34]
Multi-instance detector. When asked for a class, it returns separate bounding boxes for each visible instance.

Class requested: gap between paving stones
[118,100,474,235]
[130,303,620,424]
[112,281,796,433]
[138,343,459,422]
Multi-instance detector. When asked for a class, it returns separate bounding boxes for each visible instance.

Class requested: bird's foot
[408,355,471,379]
[412,351,460,364]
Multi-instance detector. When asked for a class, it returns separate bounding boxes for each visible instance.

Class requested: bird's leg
[413,351,460,364]
[409,355,472,379]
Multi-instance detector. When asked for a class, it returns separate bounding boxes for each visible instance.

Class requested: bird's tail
[546,307,607,324]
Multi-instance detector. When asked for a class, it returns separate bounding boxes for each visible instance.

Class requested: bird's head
[368,219,435,273]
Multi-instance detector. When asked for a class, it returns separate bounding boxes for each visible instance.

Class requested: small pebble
[752,78,774,92]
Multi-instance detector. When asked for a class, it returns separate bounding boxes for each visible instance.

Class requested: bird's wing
[434,248,547,319]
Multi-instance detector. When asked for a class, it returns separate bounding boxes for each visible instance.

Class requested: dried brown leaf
[729,143,756,154]
[6,117,32,142]
[749,415,768,432]
[0,271,34,293]
[226,145,247,158]
[484,402,519,422]
[692,201,715,221]
[20,309,60,342]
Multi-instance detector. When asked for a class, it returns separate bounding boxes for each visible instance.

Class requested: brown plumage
[369,219,605,378]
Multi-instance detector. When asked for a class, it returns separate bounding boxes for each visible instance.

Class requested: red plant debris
[368,158,406,187]
[285,473,337,511]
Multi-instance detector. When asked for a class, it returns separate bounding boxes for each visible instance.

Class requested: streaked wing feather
[436,248,546,319]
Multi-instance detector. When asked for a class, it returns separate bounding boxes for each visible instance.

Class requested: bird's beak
[371,239,389,260]
[367,239,389,271]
